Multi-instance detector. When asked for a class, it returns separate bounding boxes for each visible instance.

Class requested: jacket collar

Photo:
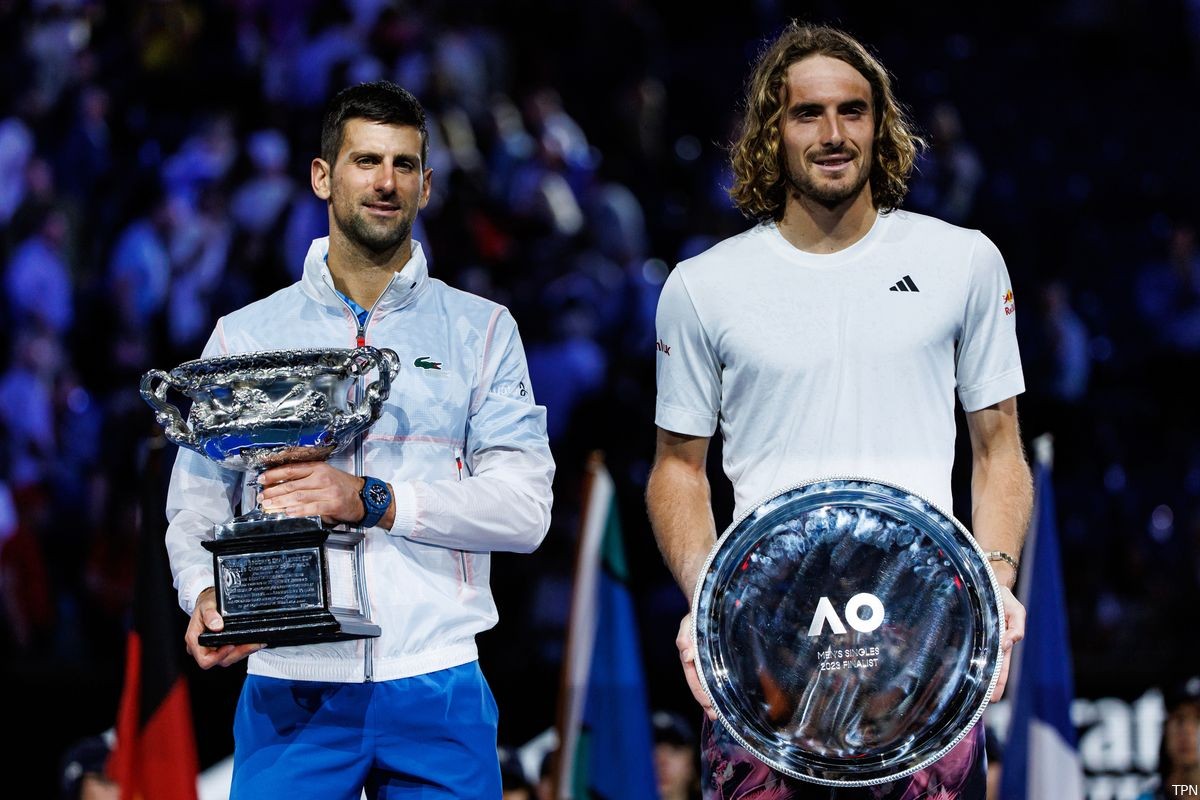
[300,236,430,317]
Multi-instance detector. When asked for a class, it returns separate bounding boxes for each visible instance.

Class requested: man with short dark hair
[653,710,701,800]
[646,23,1032,799]
[166,80,554,798]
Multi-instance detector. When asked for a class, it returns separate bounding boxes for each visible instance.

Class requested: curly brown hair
[729,23,924,221]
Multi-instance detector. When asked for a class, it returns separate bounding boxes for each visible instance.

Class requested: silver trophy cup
[692,477,1004,786]
[141,346,400,647]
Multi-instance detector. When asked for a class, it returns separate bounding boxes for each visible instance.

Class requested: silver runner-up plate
[691,477,1004,787]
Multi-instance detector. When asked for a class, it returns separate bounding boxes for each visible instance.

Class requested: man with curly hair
[647,22,1032,799]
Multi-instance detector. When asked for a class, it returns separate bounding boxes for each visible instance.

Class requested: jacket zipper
[333,275,398,683]
[352,309,374,681]
[455,447,467,586]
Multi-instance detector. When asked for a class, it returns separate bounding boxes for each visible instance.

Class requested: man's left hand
[258,462,364,526]
[991,585,1026,701]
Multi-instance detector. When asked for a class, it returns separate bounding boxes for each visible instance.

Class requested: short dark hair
[652,710,696,747]
[320,80,428,167]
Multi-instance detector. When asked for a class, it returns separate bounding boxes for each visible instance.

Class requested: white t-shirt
[654,210,1024,518]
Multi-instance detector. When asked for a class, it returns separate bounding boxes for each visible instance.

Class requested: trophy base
[197,610,382,647]
[200,515,380,648]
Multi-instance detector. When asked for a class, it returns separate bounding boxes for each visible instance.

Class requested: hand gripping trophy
[141,346,399,647]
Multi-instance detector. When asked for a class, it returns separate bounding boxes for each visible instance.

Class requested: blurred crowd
[2,0,1200,793]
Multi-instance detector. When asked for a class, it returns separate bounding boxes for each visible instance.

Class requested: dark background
[1,0,1198,796]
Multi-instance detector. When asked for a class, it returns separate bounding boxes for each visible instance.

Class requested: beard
[333,201,414,254]
[785,153,871,210]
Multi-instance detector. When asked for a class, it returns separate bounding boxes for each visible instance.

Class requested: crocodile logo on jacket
[414,356,443,370]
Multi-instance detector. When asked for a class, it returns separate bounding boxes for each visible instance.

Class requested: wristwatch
[358,476,392,528]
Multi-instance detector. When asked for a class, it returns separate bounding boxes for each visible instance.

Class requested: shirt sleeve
[654,267,721,436]
[163,319,243,614]
[388,309,555,553]
[955,233,1025,412]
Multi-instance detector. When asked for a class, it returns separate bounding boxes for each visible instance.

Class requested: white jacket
[164,237,554,682]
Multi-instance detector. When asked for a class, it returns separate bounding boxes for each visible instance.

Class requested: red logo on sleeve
[1002,290,1015,316]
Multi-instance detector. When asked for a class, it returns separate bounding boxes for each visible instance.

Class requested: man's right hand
[185,587,265,669]
[677,614,717,721]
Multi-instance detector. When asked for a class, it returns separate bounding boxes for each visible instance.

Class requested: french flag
[999,435,1085,799]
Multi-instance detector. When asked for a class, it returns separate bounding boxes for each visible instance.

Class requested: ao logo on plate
[807,593,885,636]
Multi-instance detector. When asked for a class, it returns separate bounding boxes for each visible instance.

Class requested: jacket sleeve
[163,320,243,614]
[386,309,555,552]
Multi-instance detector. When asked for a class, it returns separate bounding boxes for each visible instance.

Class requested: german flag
[110,434,199,800]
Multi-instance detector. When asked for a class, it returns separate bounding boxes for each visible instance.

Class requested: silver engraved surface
[216,547,325,616]
[692,478,1004,787]
[141,347,399,470]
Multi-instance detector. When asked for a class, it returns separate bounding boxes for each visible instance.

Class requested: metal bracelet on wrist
[984,550,1020,574]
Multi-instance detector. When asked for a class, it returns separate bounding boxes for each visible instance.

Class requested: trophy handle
[364,348,400,418]
[140,368,197,448]
[336,347,399,435]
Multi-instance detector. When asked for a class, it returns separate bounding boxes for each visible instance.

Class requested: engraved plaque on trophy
[692,478,1005,786]
[141,347,399,647]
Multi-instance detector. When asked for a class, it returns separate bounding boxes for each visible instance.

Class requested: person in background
[57,731,118,800]
[499,746,535,800]
[653,709,701,800]
[1137,676,1200,800]
[535,749,556,800]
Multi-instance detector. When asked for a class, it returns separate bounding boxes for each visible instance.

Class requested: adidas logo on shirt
[889,275,919,292]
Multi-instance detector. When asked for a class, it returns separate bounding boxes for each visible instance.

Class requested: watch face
[366,482,390,510]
